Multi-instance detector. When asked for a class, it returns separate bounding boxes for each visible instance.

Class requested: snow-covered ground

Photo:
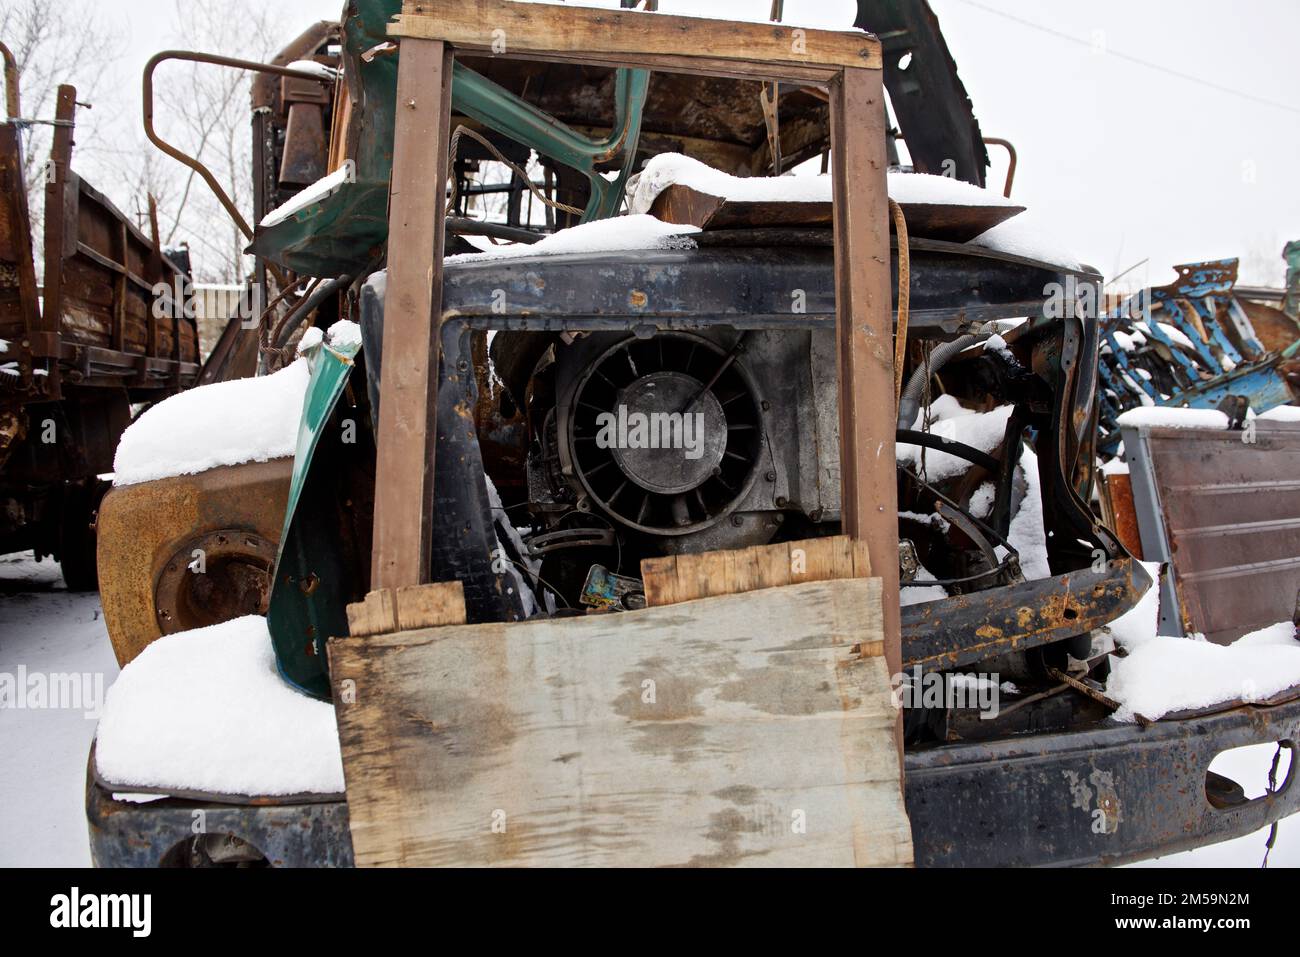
[0,549,1294,867]
[0,552,118,867]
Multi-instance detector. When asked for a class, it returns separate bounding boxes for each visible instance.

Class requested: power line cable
[951,0,1300,116]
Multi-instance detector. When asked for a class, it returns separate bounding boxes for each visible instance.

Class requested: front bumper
[906,696,1300,867]
[86,766,353,868]
[88,696,1300,868]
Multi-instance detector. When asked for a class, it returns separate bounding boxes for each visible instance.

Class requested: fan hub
[608,371,728,495]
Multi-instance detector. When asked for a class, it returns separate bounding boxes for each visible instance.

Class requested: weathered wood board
[391,0,884,74]
[329,578,911,867]
[650,183,1024,241]
[346,581,467,637]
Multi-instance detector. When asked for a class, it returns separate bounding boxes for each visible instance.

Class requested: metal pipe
[272,274,352,351]
[896,333,988,429]
[142,50,332,240]
[983,137,1017,198]
[446,217,544,244]
[1,41,18,119]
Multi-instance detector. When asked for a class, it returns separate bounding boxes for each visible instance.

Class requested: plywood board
[329,578,911,867]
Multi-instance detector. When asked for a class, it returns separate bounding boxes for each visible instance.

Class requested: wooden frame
[372,0,901,680]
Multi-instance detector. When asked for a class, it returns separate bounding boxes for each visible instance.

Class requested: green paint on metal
[450,61,649,223]
[249,0,648,276]
[267,336,362,700]
[1285,239,1300,322]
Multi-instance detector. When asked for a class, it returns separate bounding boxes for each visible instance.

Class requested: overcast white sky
[65,0,1300,286]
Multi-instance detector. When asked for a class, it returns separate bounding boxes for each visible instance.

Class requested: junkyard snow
[1,550,1295,867]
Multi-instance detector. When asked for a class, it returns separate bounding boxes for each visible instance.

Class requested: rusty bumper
[906,696,1300,867]
[86,764,353,868]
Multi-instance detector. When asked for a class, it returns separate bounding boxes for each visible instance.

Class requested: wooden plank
[829,67,900,683]
[391,0,882,72]
[394,581,467,631]
[330,578,911,867]
[370,38,454,590]
[649,184,1023,240]
[641,536,872,606]
[348,582,467,636]
[346,589,398,638]
[639,554,678,607]
[451,49,847,85]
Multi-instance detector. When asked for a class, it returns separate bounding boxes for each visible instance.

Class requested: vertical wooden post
[371,38,454,590]
[829,67,901,685]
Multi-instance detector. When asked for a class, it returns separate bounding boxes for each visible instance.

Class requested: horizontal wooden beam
[391,0,882,75]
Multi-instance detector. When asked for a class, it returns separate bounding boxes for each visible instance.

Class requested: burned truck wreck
[87,0,1300,868]
[359,234,1144,698]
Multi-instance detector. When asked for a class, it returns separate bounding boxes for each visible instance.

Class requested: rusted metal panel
[96,457,293,667]
[1123,420,1300,642]
[902,558,1148,672]
[31,84,200,399]
[0,118,39,350]
[86,755,354,868]
[1098,471,1143,559]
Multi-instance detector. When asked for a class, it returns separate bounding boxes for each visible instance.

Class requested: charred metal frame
[371,1,902,682]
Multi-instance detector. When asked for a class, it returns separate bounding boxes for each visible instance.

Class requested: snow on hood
[112,319,360,487]
[1259,405,1300,422]
[966,210,1086,273]
[259,159,355,229]
[112,359,310,486]
[623,152,1084,271]
[625,151,1019,215]
[445,213,699,264]
[94,615,344,797]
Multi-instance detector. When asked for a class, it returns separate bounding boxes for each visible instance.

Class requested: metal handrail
[142,50,333,240]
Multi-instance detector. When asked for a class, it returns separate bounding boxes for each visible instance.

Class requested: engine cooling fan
[566,333,763,535]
